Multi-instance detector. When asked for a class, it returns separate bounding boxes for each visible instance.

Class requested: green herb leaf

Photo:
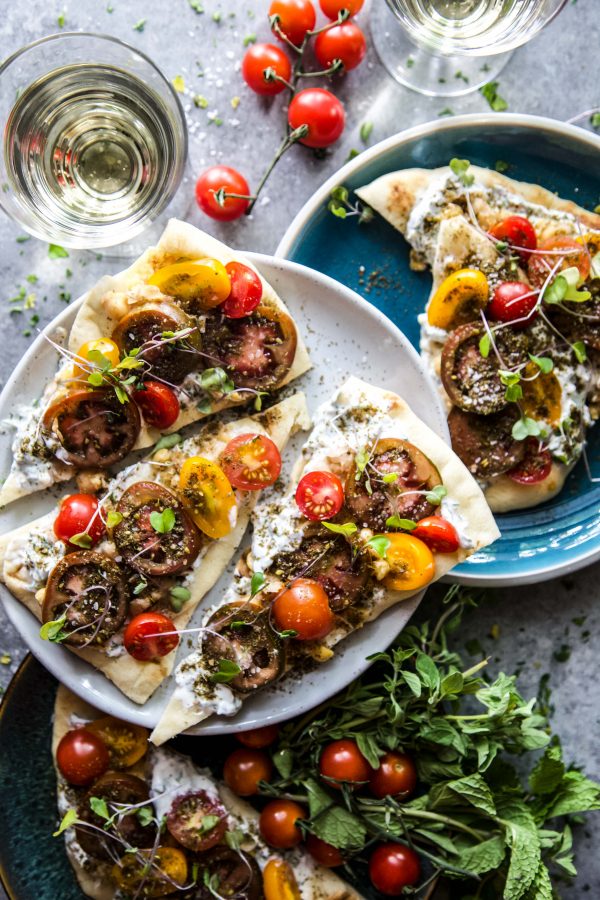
[106,510,123,529]
[278,629,298,639]
[322,521,358,537]
[328,200,347,219]
[89,796,110,820]
[425,484,447,505]
[272,748,293,779]
[200,814,221,832]
[457,834,507,875]
[40,617,68,643]
[529,745,565,796]
[385,516,417,531]
[133,580,147,596]
[152,433,182,454]
[367,535,391,557]
[224,829,244,850]
[136,806,155,827]
[543,275,568,304]
[48,243,69,259]
[528,354,554,374]
[133,18,146,30]
[479,332,491,358]
[53,808,79,837]
[210,659,242,684]
[69,531,93,549]
[480,81,508,111]
[150,508,176,533]
[512,417,542,441]
[430,773,497,817]
[303,778,366,849]
[170,586,191,612]
[449,157,474,187]
[200,367,235,394]
[359,121,373,144]
[572,341,587,363]
[251,571,266,597]
[382,472,398,484]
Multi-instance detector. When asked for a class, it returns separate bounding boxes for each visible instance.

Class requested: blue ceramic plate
[277,113,600,587]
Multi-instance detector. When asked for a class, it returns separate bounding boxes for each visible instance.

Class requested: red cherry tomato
[489,215,537,260]
[223,748,273,796]
[295,470,344,521]
[306,834,344,867]
[527,236,591,289]
[242,43,292,95]
[319,739,372,789]
[369,843,421,896]
[259,799,307,848]
[195,166,251,222]
[124,612,179,661]
[220,433,282,491]
[288,88,345,149]
[369,752,418,800]
[236,723,279,748]
[269,0,316,46]
[411,517,460,554]
[314,22,367,71]
[507,438,553,485]
[222,262,263,319]
[54,493,105,548]
[56,728,110,786]
[320,0,364,18]
[488,281,538,328]
[133,381,180,430]
[272,577,335,641]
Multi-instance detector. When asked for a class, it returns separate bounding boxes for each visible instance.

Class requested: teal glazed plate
[277,113,600,587]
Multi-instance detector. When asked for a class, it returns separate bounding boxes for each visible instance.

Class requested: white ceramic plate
[0,253,447,733]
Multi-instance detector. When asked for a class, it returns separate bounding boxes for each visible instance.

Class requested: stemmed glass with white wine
[0,33,188,255]
[370,0,568,97]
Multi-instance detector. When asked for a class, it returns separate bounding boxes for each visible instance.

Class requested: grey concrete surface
[0,0,599,896]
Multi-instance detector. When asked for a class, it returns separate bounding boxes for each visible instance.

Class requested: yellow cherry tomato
[73,337,120,377]
[179,456,236,539]
[263,858,301,900]
[148,258,231,312]
[382,533,435,591]
[427,268,489,331]
[521,363,562,426]
[86,716,149,769]
[112,847,188,897]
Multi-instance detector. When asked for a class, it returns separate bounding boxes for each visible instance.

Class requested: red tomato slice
[489,215,537,260]
[506,438,553,484]
[222,262,263,319]
[527,236,591,289]
[295,470,344,521]
[124,612,179,661]
[220,433,282,490]
[412,516,460,553]
[133,381,180,430]
[54,493,105,547]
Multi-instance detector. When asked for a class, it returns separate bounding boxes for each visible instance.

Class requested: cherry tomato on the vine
[259,799,307,848]
[54,493,105,547]
[369,752,418,799]
[305,834,344,867]
[242,43,292,95]
[220,433,282,491]
[489,215,537,261]
[222,262,263,318]
[527,236,591,289]
[235,723,279,748]
[507,438,553,485]
[223,748,273,796]
[195,166,251,221]
[411,516,460,554]
[56,728,110,786]
[369,843,421,896]
[124,612,179,661]
[269,0,316,46]
[288,88,345,148]
[295,470,344,520]
[319,0,364,18]
[133,381,180,430]
[487,281,538,328]
[272,577,335,641]
[314,22,367,71]
[319,739,372,789]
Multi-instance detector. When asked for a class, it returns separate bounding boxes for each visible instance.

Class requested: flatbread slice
[53,685,362,900]
[0,393,310,703]
[151,376,499,744]
[0,218,311,507]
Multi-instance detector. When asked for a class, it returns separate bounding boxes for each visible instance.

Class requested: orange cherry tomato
[269,0,316,46]
[272,577,335,641]
[319,739,372,789]
[223,748,273,796]
[263,858,302,900]
[220,433,282,491]
[528,236,591,289]
[236,723,280,748]
[369,751,417,799]
[259,800,307,849]
[382,533,435,591]
[295,470,344,521]
[411,517,460,554]
[124,612,179,661]
[56,728,110,786]
[73,337,120,377]
[305,834,344,867]
[54,493,105,548]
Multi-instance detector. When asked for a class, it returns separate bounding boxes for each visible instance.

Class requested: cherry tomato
[220,433,282,491]
[305,834,344,867]
[195,166,251,221]
[54,493,105,547]
[133,381,180,430]
[369,752,417,800]
[179,456,236,539]
[295,470,344,521]
[369,843,421,896]
[489,215,537,260]
[223,748,273,796]
[272,577,335,641]
[319,739,372,789]
[411,517,460,554]
[259,799,307,848]
[236,723,279,748]
[320,0,364,18]
[73,337,120,377]
[528,236,591,289]
[507,438,553,485]
[382,533,435,592]
[86,717,149,769]
[124,612,179,661]
[269,0,316,47]
[56,728,110,786]
[288,88,345,149]
[263,858,302,899]
[314,22,366,71]
[242,43,292,95]
[222,262,263,318]
[487,281,538,328]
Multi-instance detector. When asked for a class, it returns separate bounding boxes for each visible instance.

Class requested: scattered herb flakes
[572,616,587,627]
[16,235,30,244]
[189,0,204,11]
[0,654,11,665]
[345,148,360,161]
[359,121,373,144]
[489,623,500,640]
[438,107,454,117]
[194,94,209,108]
[57,10,66,27]
[454,69,469,83]
[48,243,69,259]
[480,80,508,111]
[133,18,146,31]
[554,644,571,663]
[213,11,222,22]
[208,114,223,126]
[59,289,72,303]
[26,274,38,284]
[495,159,510,173]
[406,55,414,68]
[243,33,257,45]
[591,112,600,129]
[230,95,241,109]
[106,3,114,11]
[172,75,185,93]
